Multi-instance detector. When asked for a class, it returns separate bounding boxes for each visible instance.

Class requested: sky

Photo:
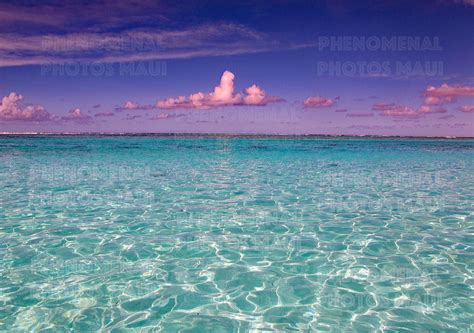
[0,0,473,136]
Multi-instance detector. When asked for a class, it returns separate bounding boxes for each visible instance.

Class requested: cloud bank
[0,92,52,121]
[155,71,283,110]
[423,83,474,105]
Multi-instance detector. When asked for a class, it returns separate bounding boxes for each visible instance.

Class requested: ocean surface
[0,136,473,332]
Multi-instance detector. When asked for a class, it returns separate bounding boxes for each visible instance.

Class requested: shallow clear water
[0,136,473,332]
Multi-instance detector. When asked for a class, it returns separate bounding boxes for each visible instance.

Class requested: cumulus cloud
[61,108,92,123]
[115,101,153,111]
[155,70,283,110]
[458,105,474,112]
[124,101,140,110]
[423,83,474,105]
[0,92,52,121]
[243,84,268,105]
[303,96,336,108]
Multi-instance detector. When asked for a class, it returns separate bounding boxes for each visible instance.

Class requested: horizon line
[0,132,473,139]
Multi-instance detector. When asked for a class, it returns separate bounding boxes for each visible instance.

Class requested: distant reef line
[0,132,473,140]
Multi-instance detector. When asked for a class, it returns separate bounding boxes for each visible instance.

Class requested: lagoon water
[0,136,473,332]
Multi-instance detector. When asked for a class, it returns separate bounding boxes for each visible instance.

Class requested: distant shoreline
[0,133,473,140]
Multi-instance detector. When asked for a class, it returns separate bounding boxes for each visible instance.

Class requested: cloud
[0,92,52,121]
[417,105,447,114]
[423,83,474,105]
[372,103,418,117]
[417,105,431,113]
[303,96,336,108]
[0,1,169,30]
[61,108,92,123]
[124,101,140,110]
[149,113,185,120]
[372,100,451,119]
[244,84,267,105]
[458,105,474,112]
[0,22,310,67]
[115,101,153,111]
[155,70,283,109]
[423,96,453,106]
[372,102,396,111]
[150,113,172,120]
[94,111,115,117]
[371,83,474,119]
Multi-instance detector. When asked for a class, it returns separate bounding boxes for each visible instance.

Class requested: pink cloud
[458,105,474,112]
[115,101,153,111]
[423,83,474,105]
[372,102,396,111]
[124,101,140,110]
[243,84,266,105]
[417,105,447,114]
[0,92,52,121]
[61,108,92,123]
[303,96,336,108]
[155,71,283,110]
[417,105,431,113]
[372,103,418,118]
[372,101,449,118]
[423,96,454,106]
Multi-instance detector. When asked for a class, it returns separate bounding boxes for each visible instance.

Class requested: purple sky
[0,0,473,136]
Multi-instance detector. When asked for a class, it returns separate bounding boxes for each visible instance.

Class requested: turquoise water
[0,136,473,332]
